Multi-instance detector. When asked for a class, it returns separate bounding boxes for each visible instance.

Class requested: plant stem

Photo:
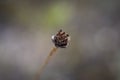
[35,47,58,80]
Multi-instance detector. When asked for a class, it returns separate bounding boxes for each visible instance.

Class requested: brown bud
[52,29,70,48]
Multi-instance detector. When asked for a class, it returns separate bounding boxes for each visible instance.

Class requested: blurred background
[0,0,120,80]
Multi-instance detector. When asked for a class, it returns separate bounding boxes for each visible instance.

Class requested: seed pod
[52,29,70,48]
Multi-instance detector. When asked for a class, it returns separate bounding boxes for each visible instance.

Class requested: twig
[35,47,57,80]
[34,29,70,80]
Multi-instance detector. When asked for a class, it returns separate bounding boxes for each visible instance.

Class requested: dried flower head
[52,29,70,48]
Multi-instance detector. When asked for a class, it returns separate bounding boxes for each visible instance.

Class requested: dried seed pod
[52,29,70,48]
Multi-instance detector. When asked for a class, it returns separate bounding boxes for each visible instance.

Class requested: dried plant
[35,29,70,80]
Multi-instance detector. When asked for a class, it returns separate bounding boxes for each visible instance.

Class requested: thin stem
[35,47,58,80]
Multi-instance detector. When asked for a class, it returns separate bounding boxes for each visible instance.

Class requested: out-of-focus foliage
[42,3,73,27]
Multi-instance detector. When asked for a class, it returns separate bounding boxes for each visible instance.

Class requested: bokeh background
[0,0,120,80]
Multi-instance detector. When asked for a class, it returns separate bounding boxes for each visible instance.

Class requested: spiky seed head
[52,29,70,48]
